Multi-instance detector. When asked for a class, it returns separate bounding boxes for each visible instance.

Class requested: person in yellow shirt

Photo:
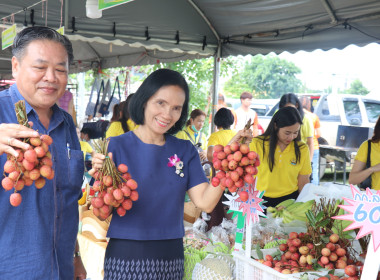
[106,94,137,138]
[176,109,207,161]
[207,108,236,161]
[349,116,380,190]
[249,107,312,207]
[279,93,314,161]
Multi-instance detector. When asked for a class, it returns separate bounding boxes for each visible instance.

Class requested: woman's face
[191,114,206,132]
[277,123,301,146]
[143,85,186,135]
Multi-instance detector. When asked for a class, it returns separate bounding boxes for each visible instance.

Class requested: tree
[223,54,302,98]
[344,79,369,95]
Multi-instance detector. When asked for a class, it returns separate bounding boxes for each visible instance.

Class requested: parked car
[250,98,278,116]
[258,93,380,178]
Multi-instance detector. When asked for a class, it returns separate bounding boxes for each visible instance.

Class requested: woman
[105,94,137,138]
[176,109,207,161]
[349,115,380,189]
[248,106,312,207]
[279,93,314,161]
[207,107,236,162]
[90,69,223,279]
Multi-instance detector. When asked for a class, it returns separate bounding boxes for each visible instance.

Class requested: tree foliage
[224,54,302,98]
[343,79,369,95]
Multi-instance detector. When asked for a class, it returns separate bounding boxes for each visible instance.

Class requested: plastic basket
[233,252,297,280]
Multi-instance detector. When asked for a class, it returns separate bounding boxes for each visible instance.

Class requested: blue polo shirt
[107,132,208,240]
[0,85,84,279]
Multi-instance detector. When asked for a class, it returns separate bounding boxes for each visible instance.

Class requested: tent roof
[0,0,379,77]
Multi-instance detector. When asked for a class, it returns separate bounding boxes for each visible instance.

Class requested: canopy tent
[0,0,379,77]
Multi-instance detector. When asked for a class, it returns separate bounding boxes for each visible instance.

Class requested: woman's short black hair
[214,108,234,129]
[12,26,74,64]
[279,93,304,119]
[129,69,189,135]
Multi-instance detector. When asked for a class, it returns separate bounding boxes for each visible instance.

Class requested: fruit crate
[233,252,297,280]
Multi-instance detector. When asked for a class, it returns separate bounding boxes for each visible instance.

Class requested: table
[319,145,357,185]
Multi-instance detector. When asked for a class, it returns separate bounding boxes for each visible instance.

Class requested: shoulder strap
[105,77,120,111]
[183,130,196,145]
[88,78,98,103]
[366,140,371,168]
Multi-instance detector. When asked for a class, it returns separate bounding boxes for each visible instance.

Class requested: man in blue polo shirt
[0,27,86,279]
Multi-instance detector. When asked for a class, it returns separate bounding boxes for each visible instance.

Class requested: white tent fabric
[0,0,379,77]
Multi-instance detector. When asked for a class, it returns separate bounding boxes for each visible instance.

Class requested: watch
[74,251,81,258]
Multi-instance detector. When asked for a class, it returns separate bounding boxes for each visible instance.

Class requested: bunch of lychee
[262,231,361,278]
[211,142,260,201]
[90,163,138,220]
[2,134,54,207]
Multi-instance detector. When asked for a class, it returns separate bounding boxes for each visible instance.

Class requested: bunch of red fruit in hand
[91,163,138,220]
[211,141,260,201]
[2,134,54,207]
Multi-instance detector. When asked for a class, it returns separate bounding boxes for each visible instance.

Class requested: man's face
[241,97,252,107]
[12,39,69,111]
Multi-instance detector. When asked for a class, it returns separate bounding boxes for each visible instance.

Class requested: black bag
[359,140,372,189]
[98,77,121,116]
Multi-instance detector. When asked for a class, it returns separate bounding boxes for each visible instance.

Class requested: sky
[278,43,380,96]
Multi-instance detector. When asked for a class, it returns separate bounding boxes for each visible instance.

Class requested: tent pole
[211,42,221,134]
[64,0,69,29]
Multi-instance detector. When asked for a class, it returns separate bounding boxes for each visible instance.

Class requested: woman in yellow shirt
[349,116,380,190]
[249,107,312,207]
[207,108,236,161]
[106,94,137,138]
[176,109,207,161]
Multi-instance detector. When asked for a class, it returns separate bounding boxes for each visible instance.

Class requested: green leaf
[256,243,264,260]
[306,210,316,226]
[316,211,324,222]
[318,219,330,228]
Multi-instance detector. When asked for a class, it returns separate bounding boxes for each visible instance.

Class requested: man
[0,27,86,279]
[235,91,259,135]
[300,96,321,185]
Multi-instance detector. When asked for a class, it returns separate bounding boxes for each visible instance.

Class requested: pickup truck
[258,93,380,178]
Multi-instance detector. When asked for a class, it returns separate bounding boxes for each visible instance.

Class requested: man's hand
[0,123,39,157]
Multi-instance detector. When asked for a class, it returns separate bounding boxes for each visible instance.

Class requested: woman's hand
[0,123,39,157]
[199,150,207,161]
[88,152,112,177]
[228,129,253,145]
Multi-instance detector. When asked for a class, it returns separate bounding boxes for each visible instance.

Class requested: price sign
[333,185,380,280]
[333,185,380,251]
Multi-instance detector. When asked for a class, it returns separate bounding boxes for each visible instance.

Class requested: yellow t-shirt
[80,141,93,160]
[176,126,207,151]
[207,129,236,147]
[249,137,312,198]
[355,140,380,190]
[105,119,137,138]
[301,113,314,144]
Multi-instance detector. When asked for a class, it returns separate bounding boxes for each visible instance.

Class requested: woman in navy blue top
[91,69,224,279]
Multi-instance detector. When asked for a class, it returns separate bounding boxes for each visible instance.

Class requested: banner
[2,24,16,50]
[98,0,135,11]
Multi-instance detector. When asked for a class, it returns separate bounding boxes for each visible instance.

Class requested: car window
[343,100,362,125]
[251,107,267,116]
[364,101,380,123]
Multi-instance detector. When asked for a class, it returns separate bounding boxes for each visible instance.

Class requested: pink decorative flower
[168,154,184,177]
[168,154,180,167]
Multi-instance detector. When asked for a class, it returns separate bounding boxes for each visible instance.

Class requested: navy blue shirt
[0,85,84,279]
[107,132,208,240]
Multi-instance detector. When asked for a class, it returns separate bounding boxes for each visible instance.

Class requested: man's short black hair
[12,26,74,64]
[214,108,234,129]
[129,69,189,135]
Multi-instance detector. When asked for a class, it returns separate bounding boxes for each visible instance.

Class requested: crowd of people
[1,26,379,280]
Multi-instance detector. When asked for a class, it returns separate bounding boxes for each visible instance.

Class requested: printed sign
[98,0,135,10]
[57,26,65,35]
[333,185,380,252]
[2,24,16,50]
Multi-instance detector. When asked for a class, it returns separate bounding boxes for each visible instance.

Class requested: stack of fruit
[211,142,259,201]
[258,232,362,278]
[267,199,314,223]
[1,100,54,207]
[90,139,138,219]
